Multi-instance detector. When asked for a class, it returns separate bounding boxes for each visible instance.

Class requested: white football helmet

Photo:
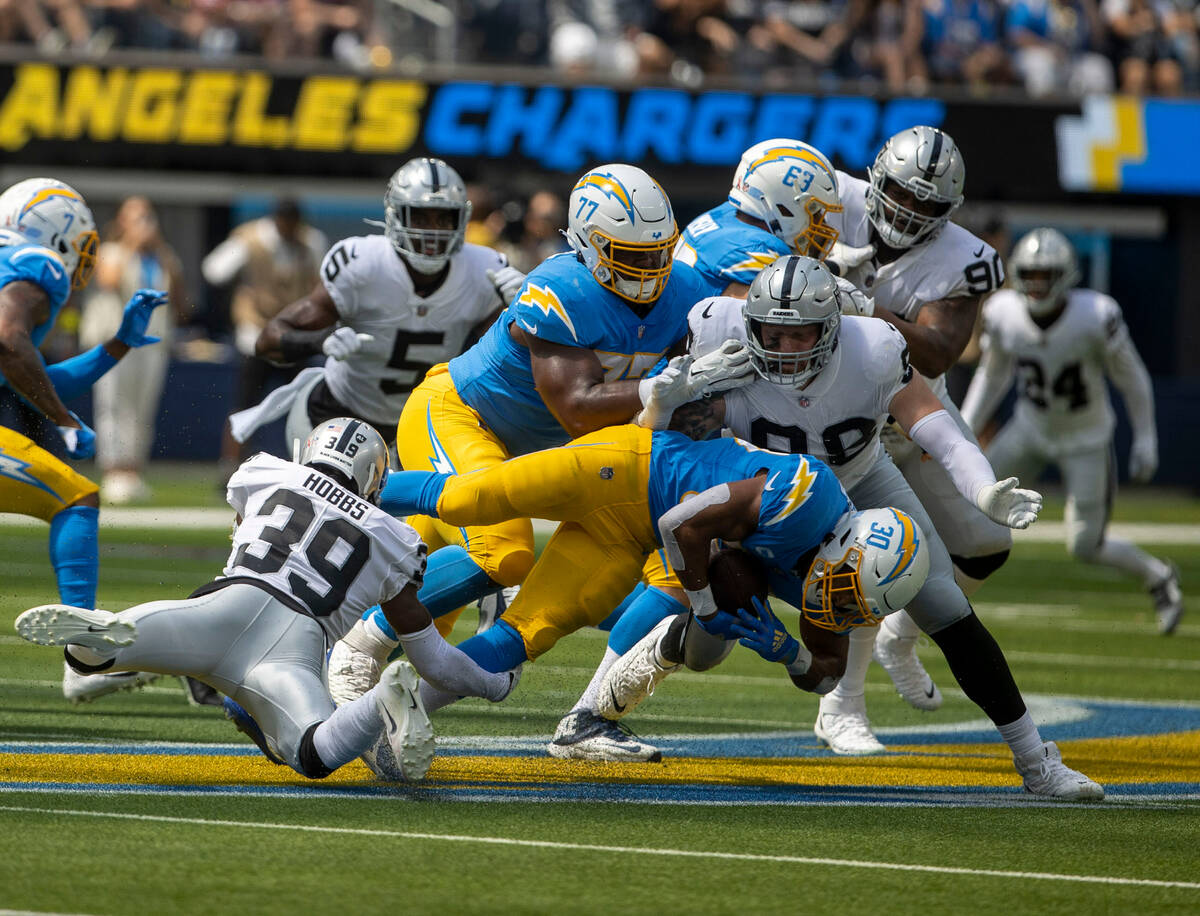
[0,178,97,289]
[743,255,840,388]
[565,163,677,304]
[729,139,842,259]
[382,158,471,273]
[802,507,930,631]
[1009,227,1079,317]
[866,126,964,249]
[299,418,389,505]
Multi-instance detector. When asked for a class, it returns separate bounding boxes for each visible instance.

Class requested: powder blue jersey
[674,203,790,291]
[450,252,715,456]
[648,430,850,575]
[0,242,72,349]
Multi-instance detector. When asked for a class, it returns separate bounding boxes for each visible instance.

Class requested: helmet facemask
[867,173,957,249]
[793,198,841,260]
[588,227,678,303]
[1010,228,1080,317]
[743,254,841,388]
[385,201,470,274]
[746,313,838,388]
[802,546,879,631]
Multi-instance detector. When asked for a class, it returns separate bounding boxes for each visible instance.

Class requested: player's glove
[1129,437,1158,484]
[826,241,875,278]
[975,477,1043,529]
[487,266,527,305]
[636,356,693,429]
[685,338,756,397]
[57,411,95,460]
[835,277,875,317]
[322,327,374,361]
[115,288,168,347]
[728,597,804,664]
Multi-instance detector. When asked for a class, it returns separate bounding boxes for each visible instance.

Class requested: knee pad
[49,505,99,608]
[489,546,535,589]
[680,615,735,672]
[297,722,334,780]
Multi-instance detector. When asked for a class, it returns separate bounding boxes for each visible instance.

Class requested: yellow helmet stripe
[20,186,81,216]
[747,148,834,184]
[573,173,636,222]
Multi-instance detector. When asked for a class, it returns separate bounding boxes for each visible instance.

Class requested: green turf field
[1,481,1198,914]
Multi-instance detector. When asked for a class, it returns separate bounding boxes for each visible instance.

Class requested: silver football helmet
[728,139,842,259]
[300,418,389,505]
[382,158,471,273]
[1009,227,1079,317]
[866,126,964,249]
[743,255,840,388]
[0,177,98,289]
[566,163,678,304]
[803,508,930,631]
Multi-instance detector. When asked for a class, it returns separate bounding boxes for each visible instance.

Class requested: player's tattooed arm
[874,293,982,378]
[525,332,646,438]
[668,396,727,441]
[0,280,75,425]
[257,281,341,365]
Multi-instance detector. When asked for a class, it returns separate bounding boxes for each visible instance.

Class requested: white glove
[975,477,1043,529]
[826,240,875,278]
[1129,438,1158,484]
[635,356,693,429]
[685,339,756,397]
[835,277,875,317]
[487,266,526,305]
[322,327,373,361]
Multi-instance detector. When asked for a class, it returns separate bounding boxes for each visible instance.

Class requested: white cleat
[327,620,386,707]
[1015,741,1104,801]
[873,628,942,711]
[814,694,886,756]
[1151,562,1184,636]
[547,709,662,762]
[374,660,434,782]
[476,585,519,635]
[597,616,681,721]
[16,604,136,649]
[62,663,160,704]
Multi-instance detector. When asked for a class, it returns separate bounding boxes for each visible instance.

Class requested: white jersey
[974,288,1128,453]
[828,172,1003,395]
[319,236,505,425]
[222,454,427,640]
[688,298,911,489]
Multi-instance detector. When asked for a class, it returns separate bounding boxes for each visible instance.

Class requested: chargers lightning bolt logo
[879,508,920,584]
[0,448,61,499]
[518,284,578,342]
[763,457,817,527]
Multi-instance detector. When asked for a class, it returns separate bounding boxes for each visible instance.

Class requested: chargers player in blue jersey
[326,165,753,751]
[0,178,167,702]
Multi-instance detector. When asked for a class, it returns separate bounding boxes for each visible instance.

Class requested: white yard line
[0,804,1197,890]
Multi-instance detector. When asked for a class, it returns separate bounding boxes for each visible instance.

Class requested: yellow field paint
[4,731,1198,790]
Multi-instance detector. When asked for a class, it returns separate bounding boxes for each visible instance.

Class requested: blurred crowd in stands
[1,0,1197,96]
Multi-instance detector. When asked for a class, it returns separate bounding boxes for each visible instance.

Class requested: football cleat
[326,621,386,707]
[476,585,519,635]
[814,694,886,755]
[223,697,285,765]
[597,616,680,720]
[16,604,136,649]
[548,709,662,762]
[872,628,943,711]
[61,664,160,705]
[1015,741,1104,800]
[1151,562,1184,636]
[375,660,434,781]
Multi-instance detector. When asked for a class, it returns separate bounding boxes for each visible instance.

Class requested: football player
[811,126,1017,748]
[14,419,518,782]
[962,228,1183,634]
[0,177,168,704]
[595,258,1105,801]
[327,164,751,756]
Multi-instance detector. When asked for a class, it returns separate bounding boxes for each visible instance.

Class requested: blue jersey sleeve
[2,245,71,311]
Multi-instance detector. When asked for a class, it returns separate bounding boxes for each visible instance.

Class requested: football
[708,546,769,617]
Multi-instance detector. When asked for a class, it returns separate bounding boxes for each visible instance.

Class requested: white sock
[996,710,1043,760]
[882,609,921,640]
[572,647,620,714]
[65,645,118,667]
[311,685,384,770]
[828,627,876,700]
[1093,536,1169,587]
[418,679,460,714]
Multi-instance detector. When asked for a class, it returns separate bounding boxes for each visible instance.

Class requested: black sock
[929,611,1026,726]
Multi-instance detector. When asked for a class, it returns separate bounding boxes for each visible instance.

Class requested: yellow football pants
[434,424,659,659]
[0,426,97,522]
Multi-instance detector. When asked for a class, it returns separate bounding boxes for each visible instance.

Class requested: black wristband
[279,330,324,364]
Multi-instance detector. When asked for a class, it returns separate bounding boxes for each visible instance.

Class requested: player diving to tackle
[961,227,1183,634]
[15,419,518,782]
[326,164,753,751]
[0,177,169,704]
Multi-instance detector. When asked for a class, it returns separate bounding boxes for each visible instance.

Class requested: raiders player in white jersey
[962,228,1184,634]
[14,419,518,783]
[600,257,1101,798]
[231,157,524,453]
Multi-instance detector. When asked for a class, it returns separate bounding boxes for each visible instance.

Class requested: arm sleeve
[908,409,997,505]
[398,622,513,701]
[201,237,250,286]
[1102,313,1156,444]
[959,334,1016,434]
[43,345,119,403]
